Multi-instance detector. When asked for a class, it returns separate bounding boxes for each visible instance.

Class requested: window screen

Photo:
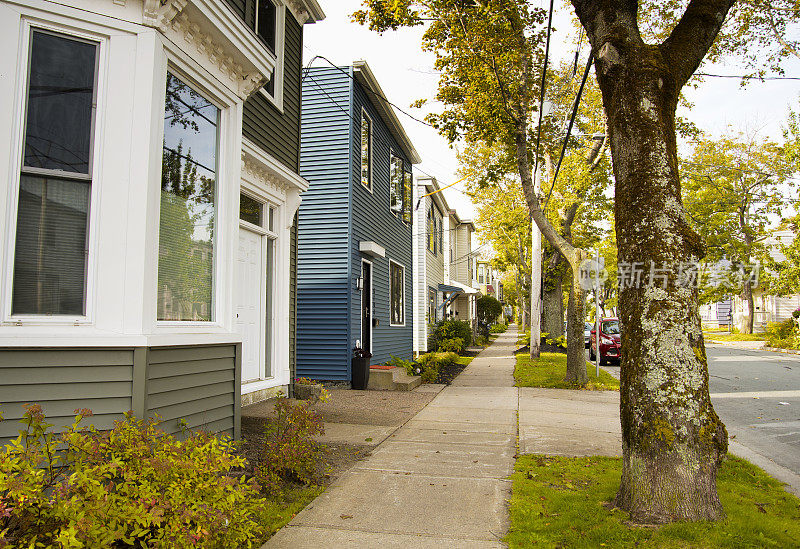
[390,153,403,214]
[12,30,97,316]
[240,193,262,226]
[157,72,219,321]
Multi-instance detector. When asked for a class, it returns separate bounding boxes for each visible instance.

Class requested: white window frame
[360,108,373,193]
[2,19,108,326]
[389,259,406,327]
[257,0,285,111]
[389,149,404,219]
[154,45,237,330]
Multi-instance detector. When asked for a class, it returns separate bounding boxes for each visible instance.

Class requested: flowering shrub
[417,351,460,383]
[0,405,270,548]
[256,398,325,496]
[766,319,800,350]
[793,307,800,319]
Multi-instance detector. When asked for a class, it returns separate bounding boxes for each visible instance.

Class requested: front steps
[368,366,422,391]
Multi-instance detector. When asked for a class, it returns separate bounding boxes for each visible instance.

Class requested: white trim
[389,258,406,327]
[2,19,109,326]
[242,137,308,192]
[359,240,385,258]
[360,258,373,354]
[359,108,373,194]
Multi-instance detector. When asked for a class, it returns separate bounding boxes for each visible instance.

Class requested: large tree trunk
[570,0,734,524]
[542,275,564,341]
[741,279,754,334]
[565,262,588,384]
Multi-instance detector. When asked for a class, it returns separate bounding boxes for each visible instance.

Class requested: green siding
[0,344,240,447]
[243,12,303,171]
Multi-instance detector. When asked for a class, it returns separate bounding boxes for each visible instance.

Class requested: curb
[763,346,800,356]
[728,440,800,497]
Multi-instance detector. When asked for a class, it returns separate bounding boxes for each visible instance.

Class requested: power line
[695,72,800,81]
[543,55,594,213]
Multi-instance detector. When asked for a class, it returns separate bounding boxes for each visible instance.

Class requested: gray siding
[297,67,353,380]
[350,79,413,366]
[0,344,240,447]
[243,12,303,171]
[0,348,133,445]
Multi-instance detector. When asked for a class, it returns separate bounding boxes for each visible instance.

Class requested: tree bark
[571,0,734,524]
[542,254,564,341]
[741,279,754,334]
[565,264,588,383]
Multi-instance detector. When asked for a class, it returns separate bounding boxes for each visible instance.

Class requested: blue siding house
[298,61,420,380]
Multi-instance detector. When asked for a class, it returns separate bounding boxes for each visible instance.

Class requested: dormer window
[256,0,277,54]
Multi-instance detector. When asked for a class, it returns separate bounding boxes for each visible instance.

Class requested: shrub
[765,319,800,349]
[417,352,459,383]
[432,319,472,351]
[0,405,270,548]
[256,398,325,496]
[386,355,419,377]
[477,296,503,327]
[490,323,508,334]
[437,337,464,353]
[474,335,488,346]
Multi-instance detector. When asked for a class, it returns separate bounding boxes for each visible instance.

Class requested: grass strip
[507,455,800,548]
[515,351,620,390]
[703,332,767,342]
[260,485,323,540]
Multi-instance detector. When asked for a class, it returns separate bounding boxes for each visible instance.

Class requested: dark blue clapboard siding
[349,79,413,367]
[297,66,413,380]
[297,67,353,380]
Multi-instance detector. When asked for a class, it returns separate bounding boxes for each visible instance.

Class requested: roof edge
[353,60,422,164]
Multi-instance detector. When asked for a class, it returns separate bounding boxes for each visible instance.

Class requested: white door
[235,227,264,383]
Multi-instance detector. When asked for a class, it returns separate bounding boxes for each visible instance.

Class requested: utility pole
[530,167,542,358]
[595,248,600,377]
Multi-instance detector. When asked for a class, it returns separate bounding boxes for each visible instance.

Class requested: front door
[235,226,264,383]
[361,261,371,355]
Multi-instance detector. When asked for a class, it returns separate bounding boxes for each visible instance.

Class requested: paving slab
[357,440,516,478]
[388,426,515,447]
[427,392,519,411]
[402,418,519,435]
[267,526,505,548]
[412,405,517,426]
[288,470,512,540]
[520,425,622,456]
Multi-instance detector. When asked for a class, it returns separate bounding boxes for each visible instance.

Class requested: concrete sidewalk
[264,328,520,548]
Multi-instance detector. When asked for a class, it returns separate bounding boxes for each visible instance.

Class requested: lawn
[507,455,800,548]
[703,332,767,342]
[515,351,620,390]
[260,486,323,540]
[456,354,475,366]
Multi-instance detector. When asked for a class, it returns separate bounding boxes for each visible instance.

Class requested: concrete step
[367,366,421,391]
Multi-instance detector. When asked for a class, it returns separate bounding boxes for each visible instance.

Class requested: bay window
[157,72,219,322]
[12,30,98,316]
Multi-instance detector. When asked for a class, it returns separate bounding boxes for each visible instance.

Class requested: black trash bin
[351,346,372,390]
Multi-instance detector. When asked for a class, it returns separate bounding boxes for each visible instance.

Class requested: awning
[437,283,463,294]
[446,280,480,295]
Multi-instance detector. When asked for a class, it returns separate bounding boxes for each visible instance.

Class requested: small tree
[477,295,503,329]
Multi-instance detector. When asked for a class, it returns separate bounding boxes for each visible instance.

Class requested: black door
[361,262,371,354]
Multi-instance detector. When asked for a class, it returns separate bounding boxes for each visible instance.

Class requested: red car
[590,318,622,365]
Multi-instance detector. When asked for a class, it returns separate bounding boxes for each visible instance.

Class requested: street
[598,344,800,479]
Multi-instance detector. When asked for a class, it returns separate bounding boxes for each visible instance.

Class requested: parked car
[590,318,622,364]
[584,322,593,348]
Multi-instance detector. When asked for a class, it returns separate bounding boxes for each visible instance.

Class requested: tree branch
[661,0,737,89]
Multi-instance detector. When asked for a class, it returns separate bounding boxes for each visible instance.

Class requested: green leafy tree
[355,0,798,523]
[682,132,794,333]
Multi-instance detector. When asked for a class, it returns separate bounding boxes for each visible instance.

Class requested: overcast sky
[303,1,800,223]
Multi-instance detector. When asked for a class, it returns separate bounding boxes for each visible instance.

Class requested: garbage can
[351,345,372,390]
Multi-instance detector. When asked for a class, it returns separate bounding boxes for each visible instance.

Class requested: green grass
[507,455,800,548]
[260,485,323,540]
[703,332,767,342]
[456,355,475,366]
[515,351,620,390]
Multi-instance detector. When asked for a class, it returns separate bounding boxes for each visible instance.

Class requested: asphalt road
[595,344,800,478]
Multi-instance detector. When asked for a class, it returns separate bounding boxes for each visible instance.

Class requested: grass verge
[703,332,767,342]
[506,455,800,548]
[457,355,475,366]
[515,351,620,390]
[261,485,323,540]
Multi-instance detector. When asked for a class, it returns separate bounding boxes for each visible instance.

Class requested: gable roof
[353,60,421,164]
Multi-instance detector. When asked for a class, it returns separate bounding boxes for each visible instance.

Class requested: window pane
[257,0,277,53]
[24,31,97,174]
[361,114,371,188]
[268,206,275,232]
[240,193,262,226]
[390,154,402,214]
[12,175,89,315]
[391,263,404,324]
[158,72,218,321]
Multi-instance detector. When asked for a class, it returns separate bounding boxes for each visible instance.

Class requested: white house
[412,176,478,353]
[0,0,324,445]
